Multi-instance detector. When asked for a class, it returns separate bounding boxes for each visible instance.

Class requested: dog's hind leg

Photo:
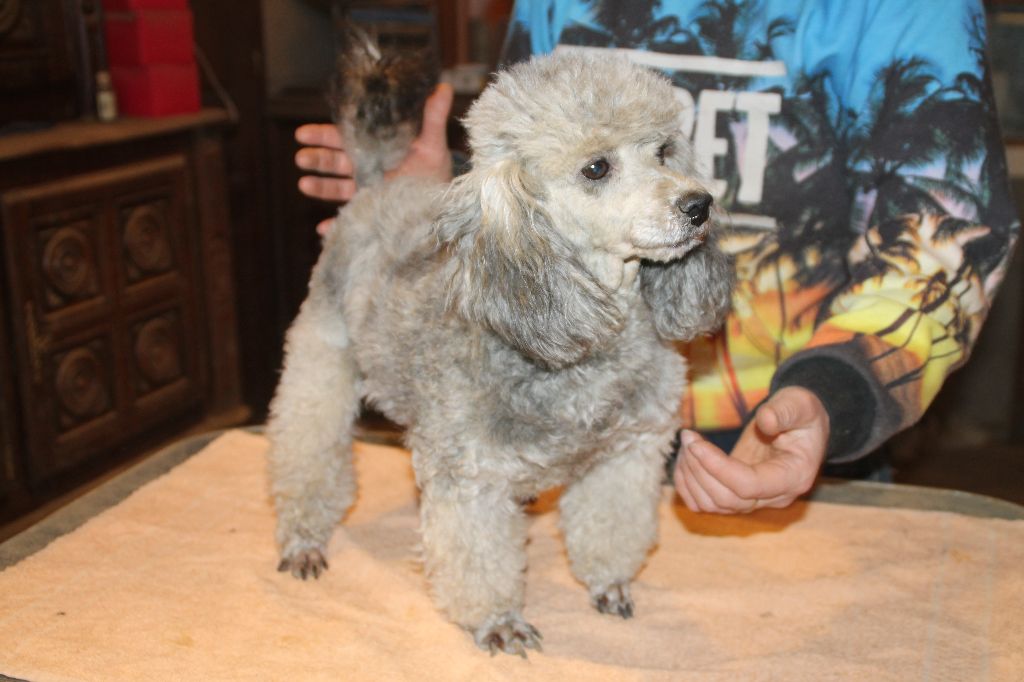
[266,279,360,580]
[416,471,541,656]
[559,429,671,618]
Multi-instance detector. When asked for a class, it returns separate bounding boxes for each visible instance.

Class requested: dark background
[0,0,1021,538]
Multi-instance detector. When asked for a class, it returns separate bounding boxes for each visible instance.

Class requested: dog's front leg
[266,288,360,580]
[417,474,541,656]
[559,431,670,618]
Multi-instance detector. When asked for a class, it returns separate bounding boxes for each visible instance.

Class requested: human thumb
[758,386,818,436]
[418,82,454,148]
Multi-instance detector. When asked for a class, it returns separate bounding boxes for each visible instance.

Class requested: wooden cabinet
[0,110,247,516]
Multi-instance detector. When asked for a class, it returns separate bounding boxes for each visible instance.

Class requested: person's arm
[675,0,1019,512]
[768,0,1018,465]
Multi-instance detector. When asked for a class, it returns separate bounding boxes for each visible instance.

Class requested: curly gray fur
[267,49,734,655]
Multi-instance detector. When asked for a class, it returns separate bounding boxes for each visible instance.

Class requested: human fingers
[298,175,356,203]
[418,83,454,149]
[295,146,354,177]
[683,431,774,512]
[683,445,755,513]
[316,217,335,237]
[673,433,705,512]
[675,431,740,513]
[680,453,722,513]
[689,435,794,502]
[687,442,804,511]
[699,438,820,507]
[386,83,455,183]
[756,386,828,437]
[295,123,344,150]
[673,463,700,512]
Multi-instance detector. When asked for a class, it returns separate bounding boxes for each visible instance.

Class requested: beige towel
[1,430,1022,681]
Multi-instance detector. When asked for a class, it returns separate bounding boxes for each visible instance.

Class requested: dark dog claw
[278,549,329,580]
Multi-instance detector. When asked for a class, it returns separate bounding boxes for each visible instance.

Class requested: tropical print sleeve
[764,0,1019,461]
[497,0,1019,462]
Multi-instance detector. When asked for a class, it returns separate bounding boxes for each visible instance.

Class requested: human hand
[383,82,454,183]
[295,83,455,236]
[673,386,829,513]
[294,123,356,204]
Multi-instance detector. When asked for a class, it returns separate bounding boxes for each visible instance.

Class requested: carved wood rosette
[53,339,114,431]
[131,310,186,396]
[121,201,175,285]
[39,220,104,312]
[1,156,203,481]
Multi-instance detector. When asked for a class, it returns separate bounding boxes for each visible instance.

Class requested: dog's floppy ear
[436,160,623,368]
[639,237,734,341]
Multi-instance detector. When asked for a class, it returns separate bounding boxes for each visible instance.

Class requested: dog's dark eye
[581,158,610,180]
[657,141,673,165]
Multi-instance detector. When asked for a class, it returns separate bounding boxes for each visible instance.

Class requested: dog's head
[437,51,732,368]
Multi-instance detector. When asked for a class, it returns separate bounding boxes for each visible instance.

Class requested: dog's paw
[277,548,329,580]
[473,612,543,658]
[591,582,634,619]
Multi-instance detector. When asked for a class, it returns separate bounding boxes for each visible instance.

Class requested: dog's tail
[330,22,439,187]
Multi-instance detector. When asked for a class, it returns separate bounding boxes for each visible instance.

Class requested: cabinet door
[1,156,204,483]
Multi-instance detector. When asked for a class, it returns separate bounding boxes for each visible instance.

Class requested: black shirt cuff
[770,356,877,461]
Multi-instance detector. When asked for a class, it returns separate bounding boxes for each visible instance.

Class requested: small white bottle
[95,70,118,122]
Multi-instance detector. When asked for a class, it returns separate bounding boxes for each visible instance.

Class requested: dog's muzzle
[676,192,713,227]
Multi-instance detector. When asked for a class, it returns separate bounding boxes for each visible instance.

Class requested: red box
[102,0,189,10]
[105,10,194,66]
[110,63,200,117]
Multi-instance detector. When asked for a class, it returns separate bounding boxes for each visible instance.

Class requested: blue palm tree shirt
[502,0,1019,461]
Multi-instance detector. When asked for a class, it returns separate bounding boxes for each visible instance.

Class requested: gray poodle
[267,48,734,656]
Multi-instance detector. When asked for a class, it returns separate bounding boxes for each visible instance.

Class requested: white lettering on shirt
[694,90,734,198]
[735,91,782,205]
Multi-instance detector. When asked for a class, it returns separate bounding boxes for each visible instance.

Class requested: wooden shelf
[0,109,233,163]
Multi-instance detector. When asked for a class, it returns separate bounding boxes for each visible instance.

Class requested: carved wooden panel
[121,201,176,286]
[51,334,116,434]
[130,307,189,399]
[1,156,203,482]
[36,212,111,318]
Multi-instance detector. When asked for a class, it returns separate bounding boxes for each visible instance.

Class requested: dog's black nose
[677,192,713,227]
